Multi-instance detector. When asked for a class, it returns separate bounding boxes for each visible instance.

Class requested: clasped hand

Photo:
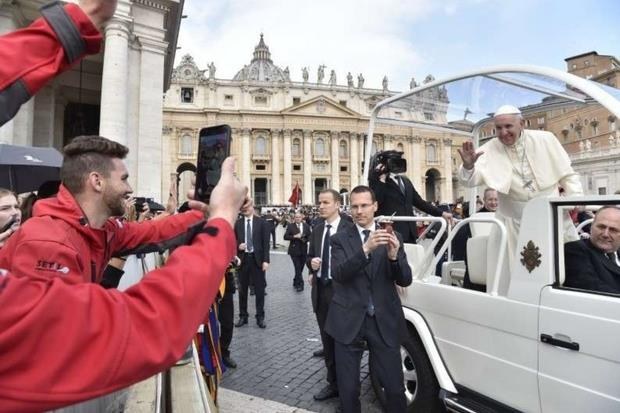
[363,229,400,260]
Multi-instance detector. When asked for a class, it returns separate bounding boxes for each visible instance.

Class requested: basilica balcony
[252,154,271,163]
[313,155,331,163]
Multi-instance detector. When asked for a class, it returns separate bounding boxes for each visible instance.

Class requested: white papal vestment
[459,129,583,271]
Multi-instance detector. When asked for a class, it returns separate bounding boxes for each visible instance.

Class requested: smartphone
[195,125,232,203]
[134,197,152,213]
[0,216,17,233]
[379,220,393,234]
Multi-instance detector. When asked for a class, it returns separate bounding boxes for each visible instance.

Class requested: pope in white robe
[458,105,583,272]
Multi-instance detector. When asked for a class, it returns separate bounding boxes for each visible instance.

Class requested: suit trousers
[334,315,406,413]
[218,271,235,357]
[238,253,266,319]
[290,254,306,287]
[315,281,337,387]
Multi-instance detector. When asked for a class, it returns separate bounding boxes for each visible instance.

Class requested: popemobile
[362,66,620,413]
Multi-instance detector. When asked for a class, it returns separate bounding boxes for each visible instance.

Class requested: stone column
[99,13,131,145]
[283,129,292,203]
[410,136,423,191]
[442,138,453,202]
[383,134,394,150]
[350,133,359,188]
[271,129,282,204]
[358,133,365,184]
[5,98,34,146]
[133,15,168,200]
[331,131,340,191]
[241,128,252,188]
[303,129,313,204]
[32,86,56,147]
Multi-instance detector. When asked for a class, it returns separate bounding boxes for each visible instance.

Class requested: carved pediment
[249,87,274,96]
[281,95,361,118]
[172,54,207,82]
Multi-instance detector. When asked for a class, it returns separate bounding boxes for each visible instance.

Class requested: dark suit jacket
[234,215,270,267]
[564,239,620,294]
[306,219,354,312]
[284,222,311,256]
[370,174,443,243]
[325,225,412,347]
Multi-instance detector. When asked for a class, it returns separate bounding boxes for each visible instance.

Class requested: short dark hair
[61,136,129,194]
[595,205,620,220]
[350,185,376,202]
[319,189,341,204]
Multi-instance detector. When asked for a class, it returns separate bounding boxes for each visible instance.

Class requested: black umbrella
[0,144,63,194]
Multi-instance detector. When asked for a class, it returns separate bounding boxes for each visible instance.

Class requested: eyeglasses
[350,203,373,211]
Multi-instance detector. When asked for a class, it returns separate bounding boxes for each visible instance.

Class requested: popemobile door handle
[540,333,580,351]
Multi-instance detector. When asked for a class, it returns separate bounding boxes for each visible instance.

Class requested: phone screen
[195,125,232,203]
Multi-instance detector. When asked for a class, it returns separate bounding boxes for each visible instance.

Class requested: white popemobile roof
[362,65,620,181]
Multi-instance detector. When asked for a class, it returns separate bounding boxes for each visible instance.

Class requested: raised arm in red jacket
[0,218,235,412]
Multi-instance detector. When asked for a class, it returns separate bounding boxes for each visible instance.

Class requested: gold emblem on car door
[520,241,542,273]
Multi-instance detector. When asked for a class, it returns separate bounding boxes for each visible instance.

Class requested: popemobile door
[538,235,620,412]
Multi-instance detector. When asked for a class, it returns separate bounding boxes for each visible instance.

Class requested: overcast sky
[175,0,620,91]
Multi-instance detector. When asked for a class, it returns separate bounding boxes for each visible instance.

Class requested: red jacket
[0,218,236,412]
[0,185,204,284]
[0,3,101,125]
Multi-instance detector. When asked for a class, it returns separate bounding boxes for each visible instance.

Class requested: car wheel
[370,327,442,412]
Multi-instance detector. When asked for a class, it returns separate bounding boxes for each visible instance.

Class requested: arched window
[396,142,404,152]
[292,138,301,157]
[315,138,326,157]
[255,136,267,155]
[426,143,437,162]
[339,140,348,159]
[180,134,192,156]
[371,140,378,155]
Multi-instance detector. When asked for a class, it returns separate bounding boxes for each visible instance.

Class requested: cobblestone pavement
[221,249,383,413]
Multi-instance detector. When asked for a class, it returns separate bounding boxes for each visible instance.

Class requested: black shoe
[313,349,325,358]
[222,355,237,369]
[256,318,266,328]
[249,286,255,296]
[235,317,248,327]
[313,385,338,401]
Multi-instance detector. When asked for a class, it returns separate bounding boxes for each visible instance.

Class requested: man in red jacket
[0,157,247,412]
[0,135,206,284]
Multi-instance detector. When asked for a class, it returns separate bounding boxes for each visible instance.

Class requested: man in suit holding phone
[284,212,311,292]
[234,199,270,328]
[326,185,412,413]
[307,189,353,401]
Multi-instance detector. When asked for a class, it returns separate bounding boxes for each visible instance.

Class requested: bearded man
[0,135,204,284]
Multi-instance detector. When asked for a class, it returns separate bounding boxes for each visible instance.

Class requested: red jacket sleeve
[0,218,235,412]
[0,3,101,125]
[109,210,205,254]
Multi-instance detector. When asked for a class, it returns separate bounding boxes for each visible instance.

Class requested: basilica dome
[233,34,289,83]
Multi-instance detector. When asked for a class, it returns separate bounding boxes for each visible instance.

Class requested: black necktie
[362,229,370,243]
[605,252,617,264]
[246,219,253,252]
[320,224,332,283]
[362,229,375,316]
[397,176,405,195]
